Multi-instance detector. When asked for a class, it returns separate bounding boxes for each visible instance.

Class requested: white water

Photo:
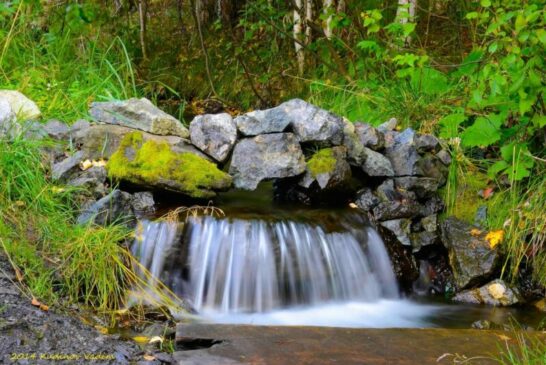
[132,214,438,328]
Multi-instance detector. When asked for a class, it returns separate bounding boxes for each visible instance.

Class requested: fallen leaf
[31,297,41,307]
[485,230,504,249]
[149,336,163,344]
[496,334,511,341]
[132,336,150,344]
[15,200,25,207]
[80,159,93,171]
[470,228,482,236]
[348,203,358,209]
[95,325,109,335]
[143,355,156,361]
[31,298,49,311]
[15,267,24,282]
[479,187,494,199]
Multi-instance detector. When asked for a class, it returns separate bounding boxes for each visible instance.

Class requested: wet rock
[78,124,207,160]
[77,189,134,226]
[43,119,70,140]
[355,187,380,211]
[394,177,439,198]
[385,128,421,176]
[377,224,419,289]
[235,112,289,136]
[361,147,394,177]
[52,150,85,181]
[380,219,412,246]
[415,134,440,152]
[90,97,189,138]
[107,131,231,198]
[299,146,351,190]
[354,123,384,150]
[373,201,422,221]
[441,217,501,289]
[453,279,521,306]
[229,133,305,190]
[189,113,237,162]
[131,192,156,215]
[0,90,41,120]
[377,117,397,133]
[436,149,452,166]
[471,320,492,330]
[417,153,448,186]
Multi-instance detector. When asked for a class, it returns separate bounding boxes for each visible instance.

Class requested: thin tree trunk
[138,0,148,60]
[293,0,305,74]
[305,0,313,45]
[323,0,333,39]
[396,0,416,44]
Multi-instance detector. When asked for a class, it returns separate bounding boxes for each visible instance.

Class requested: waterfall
[132,213,399,315]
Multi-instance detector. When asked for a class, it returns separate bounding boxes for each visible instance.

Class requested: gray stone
[421,215,438,233]
[189,113,237,162]
[52,150,85,181]
[299,146,351,190]
[131,192,155,215]
[0,98,18,138]
[373,201,422,221]
[394,177,439,198]
[235,112,289,136]
[475,205,488,228]
[89,97,189,138]
[354,123,384,150]
[453,279,520,306]
[441,217,501,289]
[415,134,440,152]
[77,124,207,161]
[421,196,445,216]
[361,147,394,177]
[410,231,439,253]
[229,133,306,190]
[377,117,397,133]
[380,219,412,246]
[385,128,421,176]
[0,90,41,120]
[341,118,365,166]
[417,153,448,186]
[44,119,70,140]
[436,149,452,166]
[67,166,108,198]
[355,187,380,211]
[77,189,134,226]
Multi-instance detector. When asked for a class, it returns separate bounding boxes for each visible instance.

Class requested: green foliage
[107,132,232,198]
[306,148,336,177]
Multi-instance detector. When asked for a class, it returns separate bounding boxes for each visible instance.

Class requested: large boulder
[89,98,189,138]
[107,131,232,198]
[440,217,501,289]
[77,124,206,161]
[189,113,237,162]
[0,90,41,120]
[229,133,306,190]
[299,146,351,190]
[453,279,521,306]
[385,128,421,176]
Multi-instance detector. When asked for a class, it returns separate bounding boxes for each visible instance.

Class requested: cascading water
[132,212,436,327]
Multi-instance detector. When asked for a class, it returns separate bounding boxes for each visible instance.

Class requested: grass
[494,327,546,365]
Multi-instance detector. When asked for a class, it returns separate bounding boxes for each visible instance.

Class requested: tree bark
[138,0,148,60]
[293,0,305,74]
[396,0,416,44]
[323,0,334,39]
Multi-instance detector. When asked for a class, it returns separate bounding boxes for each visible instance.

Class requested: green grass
[494,330,546,365]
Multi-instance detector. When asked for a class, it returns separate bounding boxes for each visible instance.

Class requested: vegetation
[307,148,336,177]
[107,131,232,198]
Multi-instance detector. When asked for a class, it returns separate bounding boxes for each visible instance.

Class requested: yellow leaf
[15,200,25,207]
[132,336,150,344]
[143,355,156,361]
[485,230,504,249]
[95,325,109,335]
[470,228,482,236]
[80,159,93,170]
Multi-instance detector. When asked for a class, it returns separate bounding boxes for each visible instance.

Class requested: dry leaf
[31,298,49,311]
[143,355,156,361]
[149,336,164,344]
[95,325,109,335]
[15,200,25,207]
[80,159,93,171]
[31,297,41,307]
[496,334,511,341]
[470,228,482,236]
[132,336,150,344]
[348,203,358,209]
[485,230,504,249]
[15,267,24,282]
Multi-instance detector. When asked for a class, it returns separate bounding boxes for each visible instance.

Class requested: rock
[0,99,18,138]
[0,90,41,120]
[441,217,501,289]
[421,215,437,232]
[421,195,445,216]
[235,113,289,136]
[355,187,380,211]
[341,119,365,166]
[52,150,85,181]
[189,113,237,162]
[436,149,452,166]
[299,146,351,190]
[415,134,440,152]
[382,130,399,149]
[533,298,546,312]
[417,153,448,186]
[394,177,439,198]
[43,119,70,140]
[131,192,155,215]
[385,128,421,176]
[229,133,305,190]
[67,165,108,198]
[410,231,439,253]
[453,279,521,306]
[361,147,394,177]
[377,117,397,133]
[107,131,232,198]
[380,219,412,246]
[474,205,488,228]
[89,97,189,138]
[77,189,134,226]
[471,320,492,330]
[69,119,91,146]
[354,123,384,150]
[377,224,419,289]
[372,200,422,221]
[78,124,207,160]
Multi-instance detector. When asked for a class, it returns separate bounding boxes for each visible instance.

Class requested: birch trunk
[138,0,148,60]
[396,0,416,44]
[323,0,334,39]
[294,0,305,74]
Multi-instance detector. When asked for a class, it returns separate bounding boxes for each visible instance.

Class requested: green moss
[107,132,232,198]
[307,148,336,178]
[440,167,489,223]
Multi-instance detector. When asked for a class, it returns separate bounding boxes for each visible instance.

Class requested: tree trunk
[138,0,148,60]
[323,0,334,39]
[293,0,305,74]
[396,0,416,44]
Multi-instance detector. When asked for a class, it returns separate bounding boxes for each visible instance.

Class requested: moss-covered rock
[107,132,232,198]
[306,148,337,178]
